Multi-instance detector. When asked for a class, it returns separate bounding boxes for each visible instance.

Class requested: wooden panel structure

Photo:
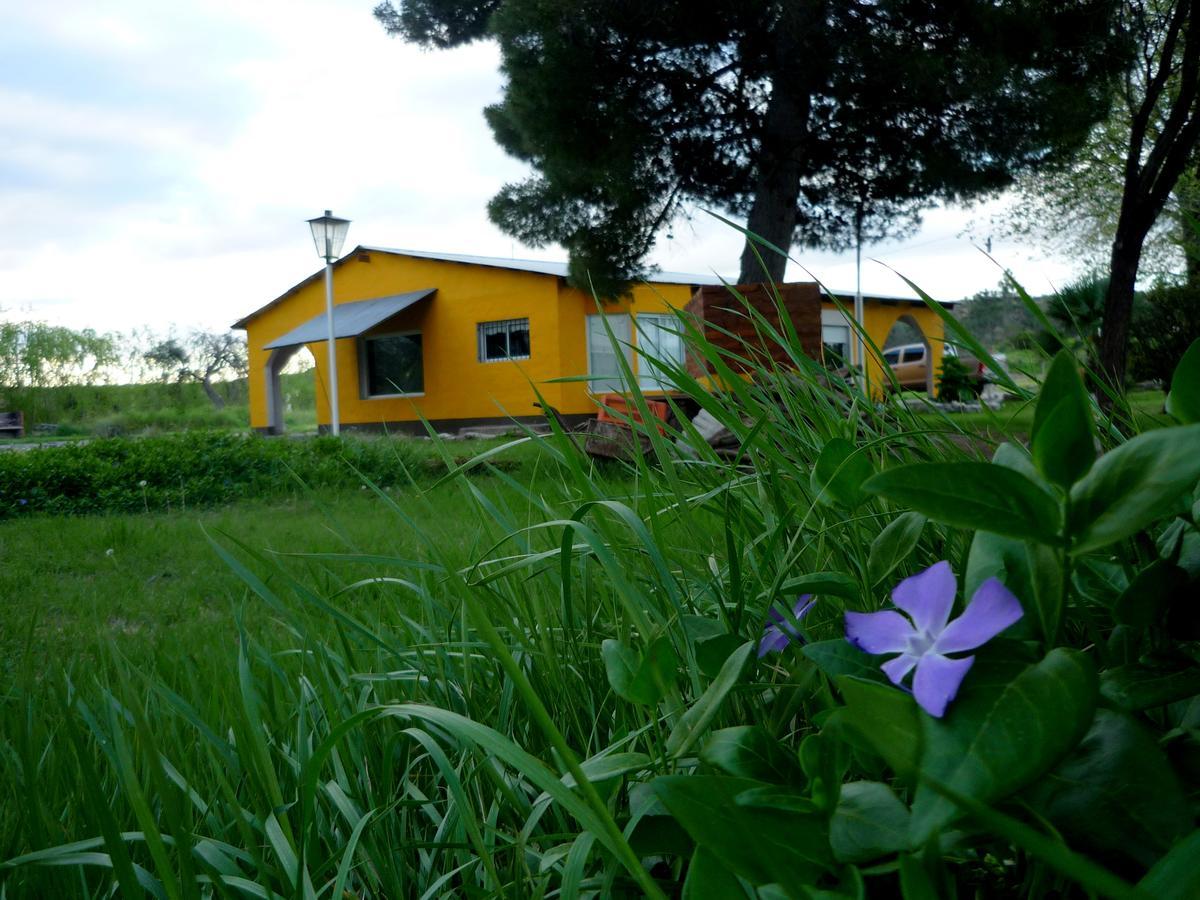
[683,283,823,377]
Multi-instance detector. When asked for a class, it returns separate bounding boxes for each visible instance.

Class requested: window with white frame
[477,318,530,362]
[585,313,632,392]
[820,309,852,368]
[636,314,685,391]
[361,332,424,397]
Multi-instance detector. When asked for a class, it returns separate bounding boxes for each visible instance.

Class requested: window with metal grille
[477,318,531,362]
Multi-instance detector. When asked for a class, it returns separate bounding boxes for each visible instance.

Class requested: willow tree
[377,0,1126,293]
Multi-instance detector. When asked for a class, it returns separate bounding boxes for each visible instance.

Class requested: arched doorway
[881,314,934,395]
[264,345,316,434]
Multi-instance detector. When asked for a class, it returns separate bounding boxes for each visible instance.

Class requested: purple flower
[844,561,1022,718]
[758,595,815,657]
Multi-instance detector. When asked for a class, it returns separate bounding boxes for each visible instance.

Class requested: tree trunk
[201,376,225,410]
[737,14,815,285]
[1098,222,1146,388]
[737,107,807,284]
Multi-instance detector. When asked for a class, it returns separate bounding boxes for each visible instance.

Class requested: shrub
[1128,280,1200,384]
[936,354,975,400]
[0,432,421,517]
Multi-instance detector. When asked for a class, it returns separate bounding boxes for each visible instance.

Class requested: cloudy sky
[0,0,1079,335]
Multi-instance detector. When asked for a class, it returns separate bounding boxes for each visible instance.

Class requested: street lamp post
[307,210,351,436]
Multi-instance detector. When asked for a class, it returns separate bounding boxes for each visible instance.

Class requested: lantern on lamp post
[307,210,350,435]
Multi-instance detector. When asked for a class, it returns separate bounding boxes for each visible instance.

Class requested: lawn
[0,434,571,676]
[911,387,1170,440]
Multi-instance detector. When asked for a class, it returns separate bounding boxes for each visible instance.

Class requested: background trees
[1097,0,1200,386]
[376,0,1126,292]
[0,321,118,392]
[143,331,248,409]
[995,0,1200,387]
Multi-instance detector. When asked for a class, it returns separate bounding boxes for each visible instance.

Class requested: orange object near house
[595,394,669,432]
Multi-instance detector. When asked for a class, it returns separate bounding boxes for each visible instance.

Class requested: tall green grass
[1,283,1146,897]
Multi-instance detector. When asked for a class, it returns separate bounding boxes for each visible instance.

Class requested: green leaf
[910,649,1097,843]
[1165,338,1200,424]
[898,853,939,900]
[701,727,803,784]
[812,438,874,508]
[1068,424,1200,554]
[1031,350,1096,487]
[1099,660,1200,711]
[918,775,1146,900]
[965,531,1060,644]
[1113,560,1188,627]
[629,815,694,858]
[867,513,926,585]
[654,775,831,886]
[832,676,921,779]
[1139,828,1200,900]
[682,846,751,899]
[559,751,653,789]
[864,462,1061,543]
[1025,709,1190,870]
[602,639,641,703]
[778,571,861,599]
[666,641,753,757]
[602,637,677,706]
[830,781,913,863]
[735,786,820,814]
[696,634,745,679]
[992,441,1042,482]
[802,640,887,683]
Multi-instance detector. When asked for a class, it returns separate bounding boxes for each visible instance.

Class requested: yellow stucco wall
[240,252,948,430]
[854,300,948,395]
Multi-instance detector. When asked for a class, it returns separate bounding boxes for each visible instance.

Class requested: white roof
[358,246,728,286]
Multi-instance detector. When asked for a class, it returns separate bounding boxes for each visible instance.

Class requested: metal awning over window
[263,289,435,350]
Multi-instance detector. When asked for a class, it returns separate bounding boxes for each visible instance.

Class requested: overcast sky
[0,0,1080,335]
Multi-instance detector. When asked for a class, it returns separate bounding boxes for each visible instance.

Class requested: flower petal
[792,594,816,619]
[912,653,974,718]
[935,577,1024,654]
[845,610,914,655]
[891,560,957,636]
[757,627,790,658]
[881,653,918,686]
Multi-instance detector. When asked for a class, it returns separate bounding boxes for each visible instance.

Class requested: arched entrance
[881,314,934,395]
[264,345,316,434]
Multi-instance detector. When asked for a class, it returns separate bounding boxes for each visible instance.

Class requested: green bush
[0,432,421,517]
[1129,281,1200,384]
[936,354,975,400]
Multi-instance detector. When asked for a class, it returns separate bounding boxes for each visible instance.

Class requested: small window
[883,349,901,365]
[636,314,685,391]
[901,346,925,363]
[821,324,851,368]
[477,318,530,362]
[363,332,423,396]
[586,314,633,392]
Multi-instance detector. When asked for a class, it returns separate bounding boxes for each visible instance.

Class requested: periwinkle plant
[651,340,1200,897]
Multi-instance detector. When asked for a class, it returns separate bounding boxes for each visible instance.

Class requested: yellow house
[233,247,948,433]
